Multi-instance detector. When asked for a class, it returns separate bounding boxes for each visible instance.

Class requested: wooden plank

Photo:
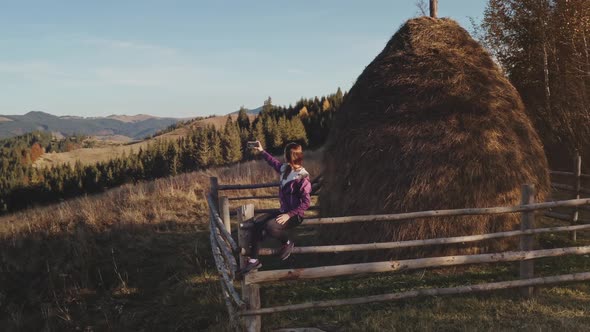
[550,170,575,177]
[240,272,590,316]
[245,246,590,285]
[229,206,320,216]
[229,193,319,201]
[210,177,220,211]
[550,170,590,179]
[211,219,238,275]
[207,194,239,252]
[551,183,576,192]
[209,217,244,308]
[219,195,231,233]
[219,182,280,190]
[255,206,319,214]
[551,183,590,195]
[519,184,535,297]
[544,211,573,222]
[301,198,590,226]
[256,223,590,256]
[219,174,322,192]
[237,204,261,332]
[544,209,590,224]
[229,195,278,201]
[218,279,238,330]
[430,0,438,18]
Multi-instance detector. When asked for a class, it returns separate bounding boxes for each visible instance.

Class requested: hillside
[0,111,189,140]
[33,113,256,167]
[0,152,321,331]
[105,114,161,123]
[1,153,589,331]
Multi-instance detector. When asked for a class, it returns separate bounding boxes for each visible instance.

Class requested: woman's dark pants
[244,211,302,259]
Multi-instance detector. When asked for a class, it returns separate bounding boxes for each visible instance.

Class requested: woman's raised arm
[261,150,283,174]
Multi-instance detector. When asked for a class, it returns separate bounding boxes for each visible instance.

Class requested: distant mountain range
[0,111,194,140]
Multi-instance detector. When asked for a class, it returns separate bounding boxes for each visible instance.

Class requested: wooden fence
[206,157,590,331]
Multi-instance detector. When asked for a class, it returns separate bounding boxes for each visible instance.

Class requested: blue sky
[0,0,487,118]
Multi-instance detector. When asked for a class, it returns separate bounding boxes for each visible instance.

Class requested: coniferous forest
[0,89,345,213]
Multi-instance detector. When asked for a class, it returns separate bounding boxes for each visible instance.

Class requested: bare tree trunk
[543,41,552,112]
[580,31,590,107]
[583,31,590,74]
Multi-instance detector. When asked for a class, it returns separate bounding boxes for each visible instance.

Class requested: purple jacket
[261,150,311,218]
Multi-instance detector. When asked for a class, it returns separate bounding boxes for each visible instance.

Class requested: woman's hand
[275,213,290,225]
[254,140,263,152]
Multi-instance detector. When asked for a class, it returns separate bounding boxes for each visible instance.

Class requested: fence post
[237,204,261,332]
[520,184,535,297]
[219,196,231,232]
[430,0,438,18]
[572,153,582,242]
[210,177,220,212]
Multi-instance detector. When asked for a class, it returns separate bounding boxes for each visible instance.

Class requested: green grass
[234,217,590,331]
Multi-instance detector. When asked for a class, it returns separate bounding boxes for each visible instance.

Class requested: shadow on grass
[0,221,230,331]
[247,221,590,331]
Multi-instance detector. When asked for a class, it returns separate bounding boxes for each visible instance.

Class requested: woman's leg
[265,215,302,260]
[264,215,302,244]
[246,212,280,259]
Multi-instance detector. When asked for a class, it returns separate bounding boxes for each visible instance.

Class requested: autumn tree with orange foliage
[30,143,43,162]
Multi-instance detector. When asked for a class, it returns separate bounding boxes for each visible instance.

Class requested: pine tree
[209,127,223,166]
[237,107,251,130]
[252,119,266,150]
[166,142,179,176]
[152,147,166,178]
[222,116,242,163]
[277,116,289,143]
[194,129,210,168]
[335,87,344,107]
[262,96,273,114]
[271,118,283,148]
[290,117,309,145]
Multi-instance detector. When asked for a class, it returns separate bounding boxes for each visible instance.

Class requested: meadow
[1,149,589,331]
[33,114,254,168]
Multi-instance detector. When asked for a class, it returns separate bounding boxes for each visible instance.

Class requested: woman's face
[286,146,303,166]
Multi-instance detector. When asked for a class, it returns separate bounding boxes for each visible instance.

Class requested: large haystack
[319,17,550,257]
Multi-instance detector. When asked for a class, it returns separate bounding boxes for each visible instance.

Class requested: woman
[238,141,312,275]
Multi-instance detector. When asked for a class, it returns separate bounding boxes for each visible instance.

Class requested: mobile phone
[247,141,259,148]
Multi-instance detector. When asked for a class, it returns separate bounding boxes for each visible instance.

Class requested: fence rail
[256,223,590,256]
[245,246,590,285]
[298,197,590,225]
[549,170,590,179]
[206,156,590,331]
[240,272,590,316]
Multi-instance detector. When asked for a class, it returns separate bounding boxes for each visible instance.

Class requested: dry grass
[2,148,589,331]
[0,149,321,331]
[33,113,256,168]
[320,17,550,258]
[34,131,179,168]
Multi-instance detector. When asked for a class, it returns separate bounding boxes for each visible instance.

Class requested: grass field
[33,113,255,168]
[2,149,590,331]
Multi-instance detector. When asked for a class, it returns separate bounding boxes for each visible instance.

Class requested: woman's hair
[283,142,303,180]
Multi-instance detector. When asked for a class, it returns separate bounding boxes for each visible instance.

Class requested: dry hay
[318,17,550,258]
